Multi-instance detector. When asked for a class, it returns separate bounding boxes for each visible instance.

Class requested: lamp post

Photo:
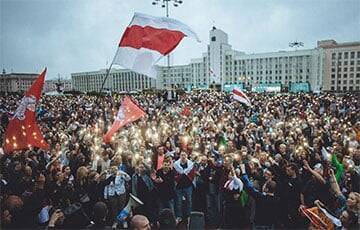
[289,41,304,91]
[151,0,184,89]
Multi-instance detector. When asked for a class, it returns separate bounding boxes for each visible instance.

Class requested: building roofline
[233,48,317,59]
[2,73,38,76]
[317,39,360,48]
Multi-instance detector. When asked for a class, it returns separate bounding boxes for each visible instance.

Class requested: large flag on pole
[232,88,251,107]
[103,97,146,143]
[112,12,200,78]
[3,68,49,154]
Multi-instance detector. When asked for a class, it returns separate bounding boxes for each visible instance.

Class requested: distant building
[158,64,192,90]
[0,70,38,93]
[44,79,72,93]
[71,69,156,92]
[226,48,323,92]
[71,27,360,93]
[318,40,360,92]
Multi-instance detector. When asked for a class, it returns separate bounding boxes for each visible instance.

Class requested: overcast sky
[1,0,359,80]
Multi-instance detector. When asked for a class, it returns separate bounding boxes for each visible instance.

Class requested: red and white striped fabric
[232,88,251,106]
[113,12,200,78]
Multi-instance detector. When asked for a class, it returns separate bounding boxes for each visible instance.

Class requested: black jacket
[241,174,280,226]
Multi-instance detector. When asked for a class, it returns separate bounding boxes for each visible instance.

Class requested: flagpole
[151,0,185,89]
[100,58,115,93]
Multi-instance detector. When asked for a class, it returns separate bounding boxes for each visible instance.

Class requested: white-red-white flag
[232,88,251,106]
[3,68,49,154]
[103,96,146,143]
[113,12,200,78]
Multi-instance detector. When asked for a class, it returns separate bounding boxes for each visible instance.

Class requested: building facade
[318,40,360,92]
[158,64,192,90]
[44,79,72,93]
[226,49,323,92]
[71,28,360,93]
[71,69,157,92]
[0,71,38,93]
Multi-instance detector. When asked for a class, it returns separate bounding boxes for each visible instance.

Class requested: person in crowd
[131,162,156,224]
[154,159,176,212]
[87,201,112,229]
[222,167,246,229]
[240,163,280,229]
[157,208,177,229]
[47,209,65,229]
[129,214,151,230]
[104,165,131,227]
[173,151,195,223]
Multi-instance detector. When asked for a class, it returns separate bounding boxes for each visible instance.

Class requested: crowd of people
[0,91,359,229]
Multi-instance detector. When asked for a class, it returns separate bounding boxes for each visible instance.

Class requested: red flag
[3,68,49,154]
[103,96,146,143]
[299,206,333,230]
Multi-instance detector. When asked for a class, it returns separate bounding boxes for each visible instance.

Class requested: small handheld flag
[232,88,251,107]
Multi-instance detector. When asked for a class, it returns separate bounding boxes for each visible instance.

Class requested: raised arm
[331,153,344,182]
[328,169,342,196]
[239,164,263,200]
[303,160,326,185]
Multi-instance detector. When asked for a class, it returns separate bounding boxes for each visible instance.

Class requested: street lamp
[152,0,183,14]
[151,0,184,89]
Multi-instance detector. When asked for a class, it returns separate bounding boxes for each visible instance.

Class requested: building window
[332,53,336,59]
[357,51,360,58]
[344,52,349,59]
[351,52,355,59]
[331,74,335,79]
[331,80,335,85]
[211,36,216,42]
[343,80,347,84]
[350,61,354,65]
[331,86,335,90]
